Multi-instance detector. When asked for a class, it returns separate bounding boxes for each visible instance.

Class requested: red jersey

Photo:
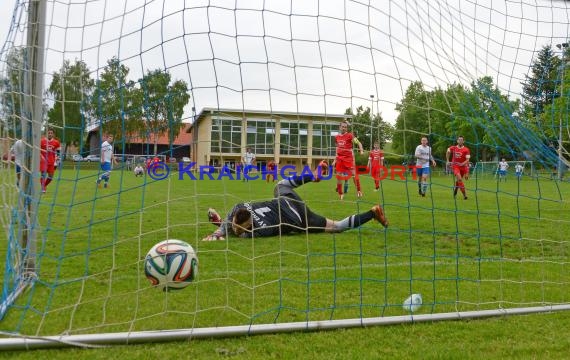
[335,132,356,162]
[448,145,470,165]
[368,149,384,168]
[41,137,61,165]
[267,162,276,171]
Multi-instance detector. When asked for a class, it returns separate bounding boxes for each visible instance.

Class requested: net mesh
[0,0,569,344]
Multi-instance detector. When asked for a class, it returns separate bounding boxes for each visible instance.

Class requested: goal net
[0,0,569,349]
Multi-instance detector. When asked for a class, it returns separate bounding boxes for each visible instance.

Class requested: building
[87,124,191,160]
[187,108,351,169]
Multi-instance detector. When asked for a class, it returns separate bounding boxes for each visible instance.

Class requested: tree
[521,45,561,118]
[344,105,393,151]
[539,67,570,165]
[392,81,432,157]
[0,47,26,136]
[47,59,94,145]
[139,69,190,155]
[91,57,141,143]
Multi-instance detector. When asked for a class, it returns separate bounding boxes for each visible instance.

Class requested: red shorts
[452,165,469,178]
[45,163,55,174]
[335,159,354,175]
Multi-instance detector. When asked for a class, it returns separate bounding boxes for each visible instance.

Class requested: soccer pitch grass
[0,167,569,356]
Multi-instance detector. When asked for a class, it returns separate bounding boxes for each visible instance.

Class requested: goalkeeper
[203,169,388,241]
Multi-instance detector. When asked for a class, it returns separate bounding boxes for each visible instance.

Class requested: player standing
[414,136,436,197]
[97,134,118,188]
[515,163,524,179]
[40,128,61,193]
[334,121,364,200]
[242,147,256,182]
[367,142,384,192]
[446,135,470,200]
[266,159,277,183]
[497,158,509,182]
[9,138,25,186]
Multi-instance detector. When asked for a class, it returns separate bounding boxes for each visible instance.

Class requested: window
[210,116,242,154]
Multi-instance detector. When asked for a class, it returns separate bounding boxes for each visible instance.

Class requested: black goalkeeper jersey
[218,197,312,238]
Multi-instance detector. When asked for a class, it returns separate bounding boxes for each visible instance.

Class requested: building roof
[89,123,192,145]
[186,108,351,133]
[127,123,192,145]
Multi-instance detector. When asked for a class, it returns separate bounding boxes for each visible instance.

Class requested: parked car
[84,155,101,162]
[71,154,83,162]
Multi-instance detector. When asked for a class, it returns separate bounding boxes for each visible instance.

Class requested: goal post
[0,0,47,319]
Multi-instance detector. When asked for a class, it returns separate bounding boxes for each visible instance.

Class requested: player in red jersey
[334,121,364,200]
[446,135,470,199]
[40,128,61,193]
[367,141,384,191]
[266,159,277,183]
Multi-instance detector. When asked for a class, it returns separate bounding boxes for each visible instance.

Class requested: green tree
[521,45,561,118]
[91,57,142,143]
[392,81,432,158]
[0,47,26,136]
[344,106,393,151]
[461,76,520,161]
[139,69,190,155]
[539,67,570,163]
[47,59,94,145]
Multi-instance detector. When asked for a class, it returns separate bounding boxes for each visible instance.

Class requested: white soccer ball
[145,239,198,291]
[402,293,422,312]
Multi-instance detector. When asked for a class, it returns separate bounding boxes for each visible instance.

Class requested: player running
[40,128,61,193]
[446,135,470,200]
[414,136,436,197]
[203,168,388,240]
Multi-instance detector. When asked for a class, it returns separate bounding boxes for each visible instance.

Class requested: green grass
[0,167,569,357]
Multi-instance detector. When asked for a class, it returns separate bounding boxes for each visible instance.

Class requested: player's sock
[45,177,52,187]
[375,180,379,189]
[458,181,466,196]
[453,181,458,197]
[344,182,348,194]
[418,181,422,194]
[332,211,374,231]
[337,183,343,195]
[422,182,428,194]
[354,178,361,192]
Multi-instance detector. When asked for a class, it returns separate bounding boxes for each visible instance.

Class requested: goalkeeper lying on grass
[203,169,388,241]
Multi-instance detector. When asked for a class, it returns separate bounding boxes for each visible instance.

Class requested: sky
[1,0,569,125]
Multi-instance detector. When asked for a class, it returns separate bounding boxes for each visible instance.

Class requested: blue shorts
[499,170,506,176]
[417,167,430,177]
[101,162,112,171]
[15,164,21,174]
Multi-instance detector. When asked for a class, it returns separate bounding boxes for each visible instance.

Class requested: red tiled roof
[91,124,192,146]
[127,124,192,145]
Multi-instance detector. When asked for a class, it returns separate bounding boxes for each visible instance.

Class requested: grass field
[0,164,569,357]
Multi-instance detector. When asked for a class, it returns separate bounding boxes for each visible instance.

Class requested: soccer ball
[144,239,198,291]
[402,293,422,312]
